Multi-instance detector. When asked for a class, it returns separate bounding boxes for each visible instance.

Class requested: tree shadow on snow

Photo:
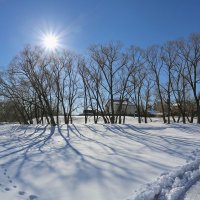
[103,123,200,161]
[0,123,200,199]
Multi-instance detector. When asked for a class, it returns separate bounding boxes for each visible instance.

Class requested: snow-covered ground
[0,117,200,200]
[129,152,200,200]
[183,179,200,200]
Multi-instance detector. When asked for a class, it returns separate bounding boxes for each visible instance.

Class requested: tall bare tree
[89,42,128,123]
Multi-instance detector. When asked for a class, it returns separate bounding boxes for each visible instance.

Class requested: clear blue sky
[0,0,200,69]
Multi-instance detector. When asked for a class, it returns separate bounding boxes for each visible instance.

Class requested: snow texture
[184,179,200,200]
[0,117,200,200]
[128,149,200,200]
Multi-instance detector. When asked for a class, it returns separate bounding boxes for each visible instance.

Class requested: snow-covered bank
[0,118,200,200]
[184,179,200,200]
[128,152,200,200]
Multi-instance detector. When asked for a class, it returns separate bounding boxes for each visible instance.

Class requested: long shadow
[57,125,84,157]
[0,125,48,155]
[38,126,55,152]
[179,176,200,200]
[167,123,200,135]
[0,125,56,199]
[1,125,50,165]
[1,123,199,199]
[103,123,200,161]
[69,124,116,154]
[57,125,139,183]
[65,125,170,181]
[0,125,49,158]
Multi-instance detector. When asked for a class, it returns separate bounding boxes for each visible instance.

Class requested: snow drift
[128,149,200,200]
[1,119,200,200]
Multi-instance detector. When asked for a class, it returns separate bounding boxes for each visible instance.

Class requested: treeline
[0,33,200,125]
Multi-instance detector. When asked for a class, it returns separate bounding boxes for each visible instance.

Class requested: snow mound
[128,149,200,200]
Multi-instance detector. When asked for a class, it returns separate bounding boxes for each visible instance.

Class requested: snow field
[184,179,200,200]
[129,155,200,200]
[0,118,200,200]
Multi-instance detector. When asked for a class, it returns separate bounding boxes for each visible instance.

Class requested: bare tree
[161,41,178,123]
[9,45,56,125]
[177,34,200,123]
[127,46,146,123]
[52,50,79,124]
[146,46,167,123]
[140,71,154,123]
[89,42,128,123]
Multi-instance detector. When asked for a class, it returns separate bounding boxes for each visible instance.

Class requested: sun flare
[42,34,59,50]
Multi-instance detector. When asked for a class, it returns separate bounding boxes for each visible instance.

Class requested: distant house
[83,109,95,115]
[105,99,136,115]
[147,110,164,117]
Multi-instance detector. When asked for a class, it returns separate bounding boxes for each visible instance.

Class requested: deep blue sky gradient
[0,0,200,68]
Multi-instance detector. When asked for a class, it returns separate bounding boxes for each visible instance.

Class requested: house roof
[107,99,135,106]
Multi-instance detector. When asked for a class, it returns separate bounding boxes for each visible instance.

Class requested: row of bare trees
[0,46,79,125]
[0,33,200,125]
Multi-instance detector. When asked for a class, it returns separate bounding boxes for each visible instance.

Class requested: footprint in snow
[18,190,39,200]
[18,191,26,195]
[1,169,38,199]
[7,176,11,182]
[29,195,38,200]
[5,187,10,191]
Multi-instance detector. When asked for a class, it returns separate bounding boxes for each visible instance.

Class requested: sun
[42,33,59,50]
